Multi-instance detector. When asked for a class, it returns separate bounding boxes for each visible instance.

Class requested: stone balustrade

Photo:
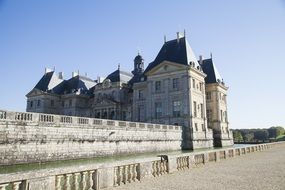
[176,156,189,170]
[0,142,283,190]
[194,154,204,165]
[0,110,181,132]
[55,170,97,190]
[114,164,140,186]
[152,159,168,177]
[0,180,26,190]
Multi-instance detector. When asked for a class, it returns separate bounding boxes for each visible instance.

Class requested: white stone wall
[0,110,182,166]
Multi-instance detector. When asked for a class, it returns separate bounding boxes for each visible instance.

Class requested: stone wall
[0,110,182,166]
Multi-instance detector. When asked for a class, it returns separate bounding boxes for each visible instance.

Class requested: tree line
[233,126,285,143]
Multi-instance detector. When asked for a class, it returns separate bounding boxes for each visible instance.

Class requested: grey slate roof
[32,71,96,96]
[128,73,145,85]
[64,75,96,95]
[34,71,64,93]
[200,58,223,84]
[105,69,133,83]
[34,71,54,91]
[144,36,199,73]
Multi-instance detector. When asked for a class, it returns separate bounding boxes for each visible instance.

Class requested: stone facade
[26,32,233,149]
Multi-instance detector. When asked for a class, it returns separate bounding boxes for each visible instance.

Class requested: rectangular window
[30,101,33,108]
[62,101,64,107]
[193,101,197,117]
[155,81,161,92]
[173,100,181,117]
[206,92,211,100]
[172,78,179,90]
[69,99,72,107]
[225,111,228,122]
[138,90,143,99]
[220,110,223,121]
[202,124,205,131]
[155,102,162,118]
[192,79,195,89]
[51,100,54,107]
[199,83,203,91]
[195,123,198,131]
[200,103,204,118]
[37,100,41,107]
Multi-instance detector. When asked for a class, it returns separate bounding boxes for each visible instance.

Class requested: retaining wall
[0,110,182,166]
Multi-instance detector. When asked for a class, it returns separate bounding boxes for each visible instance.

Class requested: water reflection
[0,144,246,174]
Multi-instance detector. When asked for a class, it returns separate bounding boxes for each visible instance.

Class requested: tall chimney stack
[58,72,63,79]
[176,32,180,43]
[199,55,203,65]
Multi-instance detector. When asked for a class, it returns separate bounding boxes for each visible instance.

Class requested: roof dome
[134,54,143,62]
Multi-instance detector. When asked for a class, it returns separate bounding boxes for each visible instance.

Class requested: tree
[254,130,269,141]
[233,130,243,142]
[268,126,285,139]
[244,133,254,142]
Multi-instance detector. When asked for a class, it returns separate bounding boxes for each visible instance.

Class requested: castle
[26,32,233,149]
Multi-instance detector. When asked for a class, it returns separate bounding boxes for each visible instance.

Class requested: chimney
[176,32,180,43]
[58,72,63,79]
[164,35,166,44]
[72,71,78,77]
[199,55,203,65]
[45,68,53,74]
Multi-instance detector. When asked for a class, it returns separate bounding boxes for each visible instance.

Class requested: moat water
[0,144,249,174]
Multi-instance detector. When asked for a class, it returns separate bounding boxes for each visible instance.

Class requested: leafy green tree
[254,130,269,141]
[268,126,285,138]
[233,130,243,142]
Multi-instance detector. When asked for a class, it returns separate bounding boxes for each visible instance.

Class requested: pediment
[26,88,44,97]
[145,61,187,76]
[94,98,117,107]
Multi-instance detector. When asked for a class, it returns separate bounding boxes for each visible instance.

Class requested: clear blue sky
[0,0,284,129]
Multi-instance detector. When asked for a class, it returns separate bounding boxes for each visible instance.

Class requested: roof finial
[164,35,166,44]
[118,63,120,70]
[210,52,213,59]
[53,66,56,71]
[184,29,186,37]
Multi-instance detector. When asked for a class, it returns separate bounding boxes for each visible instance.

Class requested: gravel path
[108,143,285,190]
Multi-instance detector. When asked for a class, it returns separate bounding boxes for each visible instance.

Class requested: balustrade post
[82,171,88,190]
[114,167,119,186]
[74,172,81,190]
[133,164,138,181]
[128,165,133,183]
[119,166,124,185]
[65,174,72,190]
[89,170,95,190]
[156,161,160,176]
[0,183,9,190]
[56,175,65,190]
